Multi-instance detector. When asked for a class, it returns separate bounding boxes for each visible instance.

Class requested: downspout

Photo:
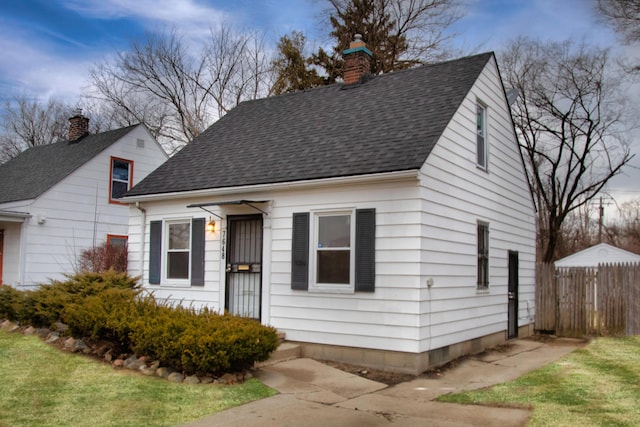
[135,202,146,279]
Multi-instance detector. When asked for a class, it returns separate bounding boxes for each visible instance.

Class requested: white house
[0,112,168,288]
[123,39,537,374]
[555,243,640,268]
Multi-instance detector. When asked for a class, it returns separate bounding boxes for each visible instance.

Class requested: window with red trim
[107,234,128,247]
[110,157,133,203]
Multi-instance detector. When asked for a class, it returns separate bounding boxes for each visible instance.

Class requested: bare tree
[88,25,272,154]
[596,0,640,73]
[602,199,640,253]
[500,38,634,262]
[0,95,73,163]
[597,0,640,44]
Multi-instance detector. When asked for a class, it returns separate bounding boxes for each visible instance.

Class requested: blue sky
[0,0,637,211]
[0,0,619,102]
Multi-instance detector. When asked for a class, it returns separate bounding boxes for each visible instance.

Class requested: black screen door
[225,215,263,319]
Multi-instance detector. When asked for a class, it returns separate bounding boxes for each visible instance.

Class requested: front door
[225,215,263,319]
[0,229,4,284]
[507,250,519,339]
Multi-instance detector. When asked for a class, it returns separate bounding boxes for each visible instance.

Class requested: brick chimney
[68,108,89,142]
[342,34,373,85]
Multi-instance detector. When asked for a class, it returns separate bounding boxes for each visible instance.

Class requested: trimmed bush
[61,287,141,350]
[129,300,279,375]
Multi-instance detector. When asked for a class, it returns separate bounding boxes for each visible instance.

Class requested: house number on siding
[221,229,226,259]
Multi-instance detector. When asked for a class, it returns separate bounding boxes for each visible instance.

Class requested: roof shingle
[127,52,494,197]
[0,125,138,204]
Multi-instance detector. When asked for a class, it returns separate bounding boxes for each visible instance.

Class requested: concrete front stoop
[256,332,301,367]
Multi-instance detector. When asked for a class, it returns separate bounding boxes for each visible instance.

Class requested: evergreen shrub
[61,287,141,350]
[129,300,279,375]
[23,270,138,328]
[0,285,22,321]
[0,271,279,375]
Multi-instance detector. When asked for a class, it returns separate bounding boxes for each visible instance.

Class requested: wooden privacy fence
[536,263,640,337]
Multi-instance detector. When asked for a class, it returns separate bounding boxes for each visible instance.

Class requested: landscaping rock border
[0,319,252,385]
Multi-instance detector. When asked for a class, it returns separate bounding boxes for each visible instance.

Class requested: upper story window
[476,103,488,169]
[110,157,133,203]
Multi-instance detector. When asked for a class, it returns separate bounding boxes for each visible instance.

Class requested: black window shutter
[355,208,376,292]
[291,212,309,290]
[191,218,205,286]
[149,220,162,284]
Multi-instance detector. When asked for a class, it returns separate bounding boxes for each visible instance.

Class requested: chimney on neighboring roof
[342,34,373,85]
[68,108,89,142]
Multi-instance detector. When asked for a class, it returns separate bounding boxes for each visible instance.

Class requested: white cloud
[61,0,227,23]
[0,25,95,102]
[60,0,229,42]
[455,0,616,52]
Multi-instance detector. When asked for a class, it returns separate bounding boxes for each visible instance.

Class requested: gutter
[0,210,32,222]
[121,169,420,203]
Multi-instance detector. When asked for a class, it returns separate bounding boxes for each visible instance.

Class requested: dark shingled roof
[0,125,138,204]
[127,52,494,197]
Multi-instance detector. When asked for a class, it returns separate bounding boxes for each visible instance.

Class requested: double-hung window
[476,103,488,169]
[166,220,191,280]
[313,211,355,289]
[291,208,375,293]
[477,221,489,290]
[110,157,133,203]
[148,218,205,286]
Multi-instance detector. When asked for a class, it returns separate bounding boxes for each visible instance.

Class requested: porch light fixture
[206,217,216,233]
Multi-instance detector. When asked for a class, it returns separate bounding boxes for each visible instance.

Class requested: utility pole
[596,196,613,243]
[598,196,604,243]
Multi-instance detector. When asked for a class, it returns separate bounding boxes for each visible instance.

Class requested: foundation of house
[291,323,534,375]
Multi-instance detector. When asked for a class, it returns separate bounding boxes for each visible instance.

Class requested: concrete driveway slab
[337,394,531,427]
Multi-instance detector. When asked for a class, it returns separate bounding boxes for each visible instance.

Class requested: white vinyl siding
[129,56,536,355]
[417,57,536,351]
[0,125,167,287]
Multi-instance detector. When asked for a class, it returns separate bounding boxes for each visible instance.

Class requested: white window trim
[476,101,488,171]
[309,209,356,294]
[163,218,192,287]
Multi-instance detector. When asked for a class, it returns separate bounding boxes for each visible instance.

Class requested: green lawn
[438,336,640,426]
[0,331,277,427]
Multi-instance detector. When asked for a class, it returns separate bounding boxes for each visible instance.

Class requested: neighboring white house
[0,112,168,288]
[555,243,640,268]
[123,40,537,374]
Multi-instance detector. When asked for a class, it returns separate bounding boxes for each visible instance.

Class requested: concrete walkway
[183,338,584,427]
